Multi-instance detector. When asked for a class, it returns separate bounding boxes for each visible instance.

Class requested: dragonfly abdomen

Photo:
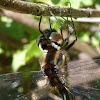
[43,63,71,100]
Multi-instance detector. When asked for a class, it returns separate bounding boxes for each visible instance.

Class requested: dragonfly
[0,4,100,100]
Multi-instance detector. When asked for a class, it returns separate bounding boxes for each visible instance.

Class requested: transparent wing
[0,71,48,100]
[0,59,100,100]
[64,59,100,100]
[0,71,62,100]
[16,85,62,100]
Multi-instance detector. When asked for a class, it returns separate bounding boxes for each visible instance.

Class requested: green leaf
[12,40,42,72]
[93,0,100,4]
[25,40,42,61]
[69,0,81,8]
[95,31,100,40]
[51,0,60,4]
[0,48,4,54]
[81,0,93,6]
[91,37,99,47]
[80,33,89,42]
[69,0,93,8]
[12,50,26,72]
[1,16,13,28]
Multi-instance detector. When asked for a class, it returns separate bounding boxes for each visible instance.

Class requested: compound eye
[50,32,63,45]
[37,35,43,46]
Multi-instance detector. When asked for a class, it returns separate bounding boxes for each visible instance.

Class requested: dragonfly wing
[0,71,47,100]
[16,85,62,100]
[65,59,100,100]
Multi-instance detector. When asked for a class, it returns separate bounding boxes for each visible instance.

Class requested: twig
[0,10,99,58]
[0,9,50,31]
[0,0,100,18]
[75,17,100,23]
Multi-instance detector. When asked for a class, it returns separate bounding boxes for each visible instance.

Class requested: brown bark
[0,0,100,18]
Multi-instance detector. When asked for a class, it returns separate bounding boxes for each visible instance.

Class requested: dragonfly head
[37,29,62,51]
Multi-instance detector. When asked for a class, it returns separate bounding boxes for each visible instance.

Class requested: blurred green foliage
[33,0,94,7]
[0,16,42,73]
[12,40,42,72]
[0,0,100,74]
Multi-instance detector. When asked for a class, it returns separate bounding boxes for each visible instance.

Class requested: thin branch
[0,0,100,18]
[75,17,100,23]
[0,10,99,58]
[0,9,50,31]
